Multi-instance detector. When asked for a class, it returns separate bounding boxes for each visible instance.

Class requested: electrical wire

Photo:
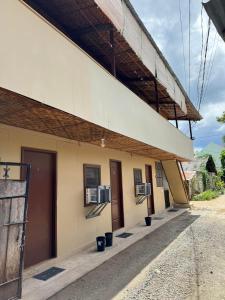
[198,18,211,111]
[196,5,204,109]
[201,34,219,103]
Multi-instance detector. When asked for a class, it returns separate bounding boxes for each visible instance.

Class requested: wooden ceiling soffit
[0,87,188,161]
[23,0,201,121]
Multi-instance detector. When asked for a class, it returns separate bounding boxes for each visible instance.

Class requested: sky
[130,0,225,152]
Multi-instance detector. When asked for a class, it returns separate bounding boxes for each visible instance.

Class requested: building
[183,155,217,197]
[0,0,201,269]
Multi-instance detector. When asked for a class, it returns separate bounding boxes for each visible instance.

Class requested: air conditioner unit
[145,183,151,196]
[86,187,98,204]
[98,185,112,203]
[136,183,151,196]
[86,186,112,205]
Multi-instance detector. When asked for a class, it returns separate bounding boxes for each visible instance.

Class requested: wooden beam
[149,101,174,105]
[110,29,116,77]
[173,103,178,128]
[159,96,170,100]
[72,24,113,36]
[122,76,155,83]
[153,78,159,112]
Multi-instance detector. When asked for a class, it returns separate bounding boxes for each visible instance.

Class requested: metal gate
[0,162,30,300]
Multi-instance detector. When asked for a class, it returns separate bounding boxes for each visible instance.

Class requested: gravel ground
[117,195,225,300]
[50,195,225,300]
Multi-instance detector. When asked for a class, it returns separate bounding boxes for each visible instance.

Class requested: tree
[217,112,225,143]
[221,150,225,182]
[206,155,217,174]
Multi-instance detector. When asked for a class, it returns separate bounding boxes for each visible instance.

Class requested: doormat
[116,232,133,238]
[152,216,164,220]
[168,208,179,212]
[33,267,65,281]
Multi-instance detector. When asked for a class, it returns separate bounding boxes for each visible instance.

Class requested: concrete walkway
[49,211,198,300]
[48,195,225,300]
[22,208,186,300]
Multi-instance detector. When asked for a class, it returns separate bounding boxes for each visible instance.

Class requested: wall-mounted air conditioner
[136,183,151,196]
[86,187,98,204]
[86,185,111,205]
[98,185,111,203]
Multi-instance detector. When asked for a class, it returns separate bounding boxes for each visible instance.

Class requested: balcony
[0,0,194,161]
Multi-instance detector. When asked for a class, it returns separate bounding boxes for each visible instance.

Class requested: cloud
[130,0,225,149]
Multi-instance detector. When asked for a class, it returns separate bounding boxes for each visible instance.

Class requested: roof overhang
[23,0,202,121]
[0,87,190,161]
[203,0,225,42]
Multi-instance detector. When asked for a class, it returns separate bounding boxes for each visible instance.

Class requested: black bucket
[96,236,106,252]
[105,232,113,247]
[145,216,152,226]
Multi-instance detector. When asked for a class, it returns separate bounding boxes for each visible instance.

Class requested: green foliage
[206,155,217,174]
[217,112,225,143]
[217,112,225,123]
[221,150,225,182]
[192,190,221,201]
[202,171,208,190]
[215,179,225,191]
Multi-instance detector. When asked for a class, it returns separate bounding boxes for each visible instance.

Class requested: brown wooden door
[22,148,56,268]
[110,161,124,231]
[145,165,155,216]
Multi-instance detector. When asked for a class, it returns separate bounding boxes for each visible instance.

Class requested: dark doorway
[145,165,155,215]
[164,189,171,208]
[21,148,56,268]
[110,160,124,231]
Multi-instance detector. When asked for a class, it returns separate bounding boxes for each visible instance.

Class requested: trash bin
[145,216,152,226]
[96,236,106,252]
[105,232,113,247]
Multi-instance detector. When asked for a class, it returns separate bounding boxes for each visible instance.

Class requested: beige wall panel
[0,0,194,161]
[122,2,142,58]
[0,124,168,257]
[94,0,124,31]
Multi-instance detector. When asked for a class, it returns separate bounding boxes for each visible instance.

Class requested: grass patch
[192,190,222,201]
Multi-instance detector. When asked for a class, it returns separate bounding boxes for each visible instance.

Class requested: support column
[189,119,193,140]
[153,78,159,113]
[173,103,178,128]
[110,29,116,77]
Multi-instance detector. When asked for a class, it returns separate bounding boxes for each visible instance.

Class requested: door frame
[21,147,57,259]
[145,164,155,215]
[109,159,125,231]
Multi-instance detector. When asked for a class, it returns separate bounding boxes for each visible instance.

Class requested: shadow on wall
[49,211,200,300]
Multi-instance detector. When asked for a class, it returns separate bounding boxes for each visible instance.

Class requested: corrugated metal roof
[203,0,225,42]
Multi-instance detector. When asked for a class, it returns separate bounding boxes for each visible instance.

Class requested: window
[83,164,101,206]
[155,162,163,187]
[133,168,142,195]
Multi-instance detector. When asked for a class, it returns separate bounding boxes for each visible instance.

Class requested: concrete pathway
[49,195,225,300]
[49,212,198,300]
[22,208,186,300]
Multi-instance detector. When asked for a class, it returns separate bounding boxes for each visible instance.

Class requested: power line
[196,5,204,109]
[202,34,219,103]
[178,0,187,90]
[198,18,211,111]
